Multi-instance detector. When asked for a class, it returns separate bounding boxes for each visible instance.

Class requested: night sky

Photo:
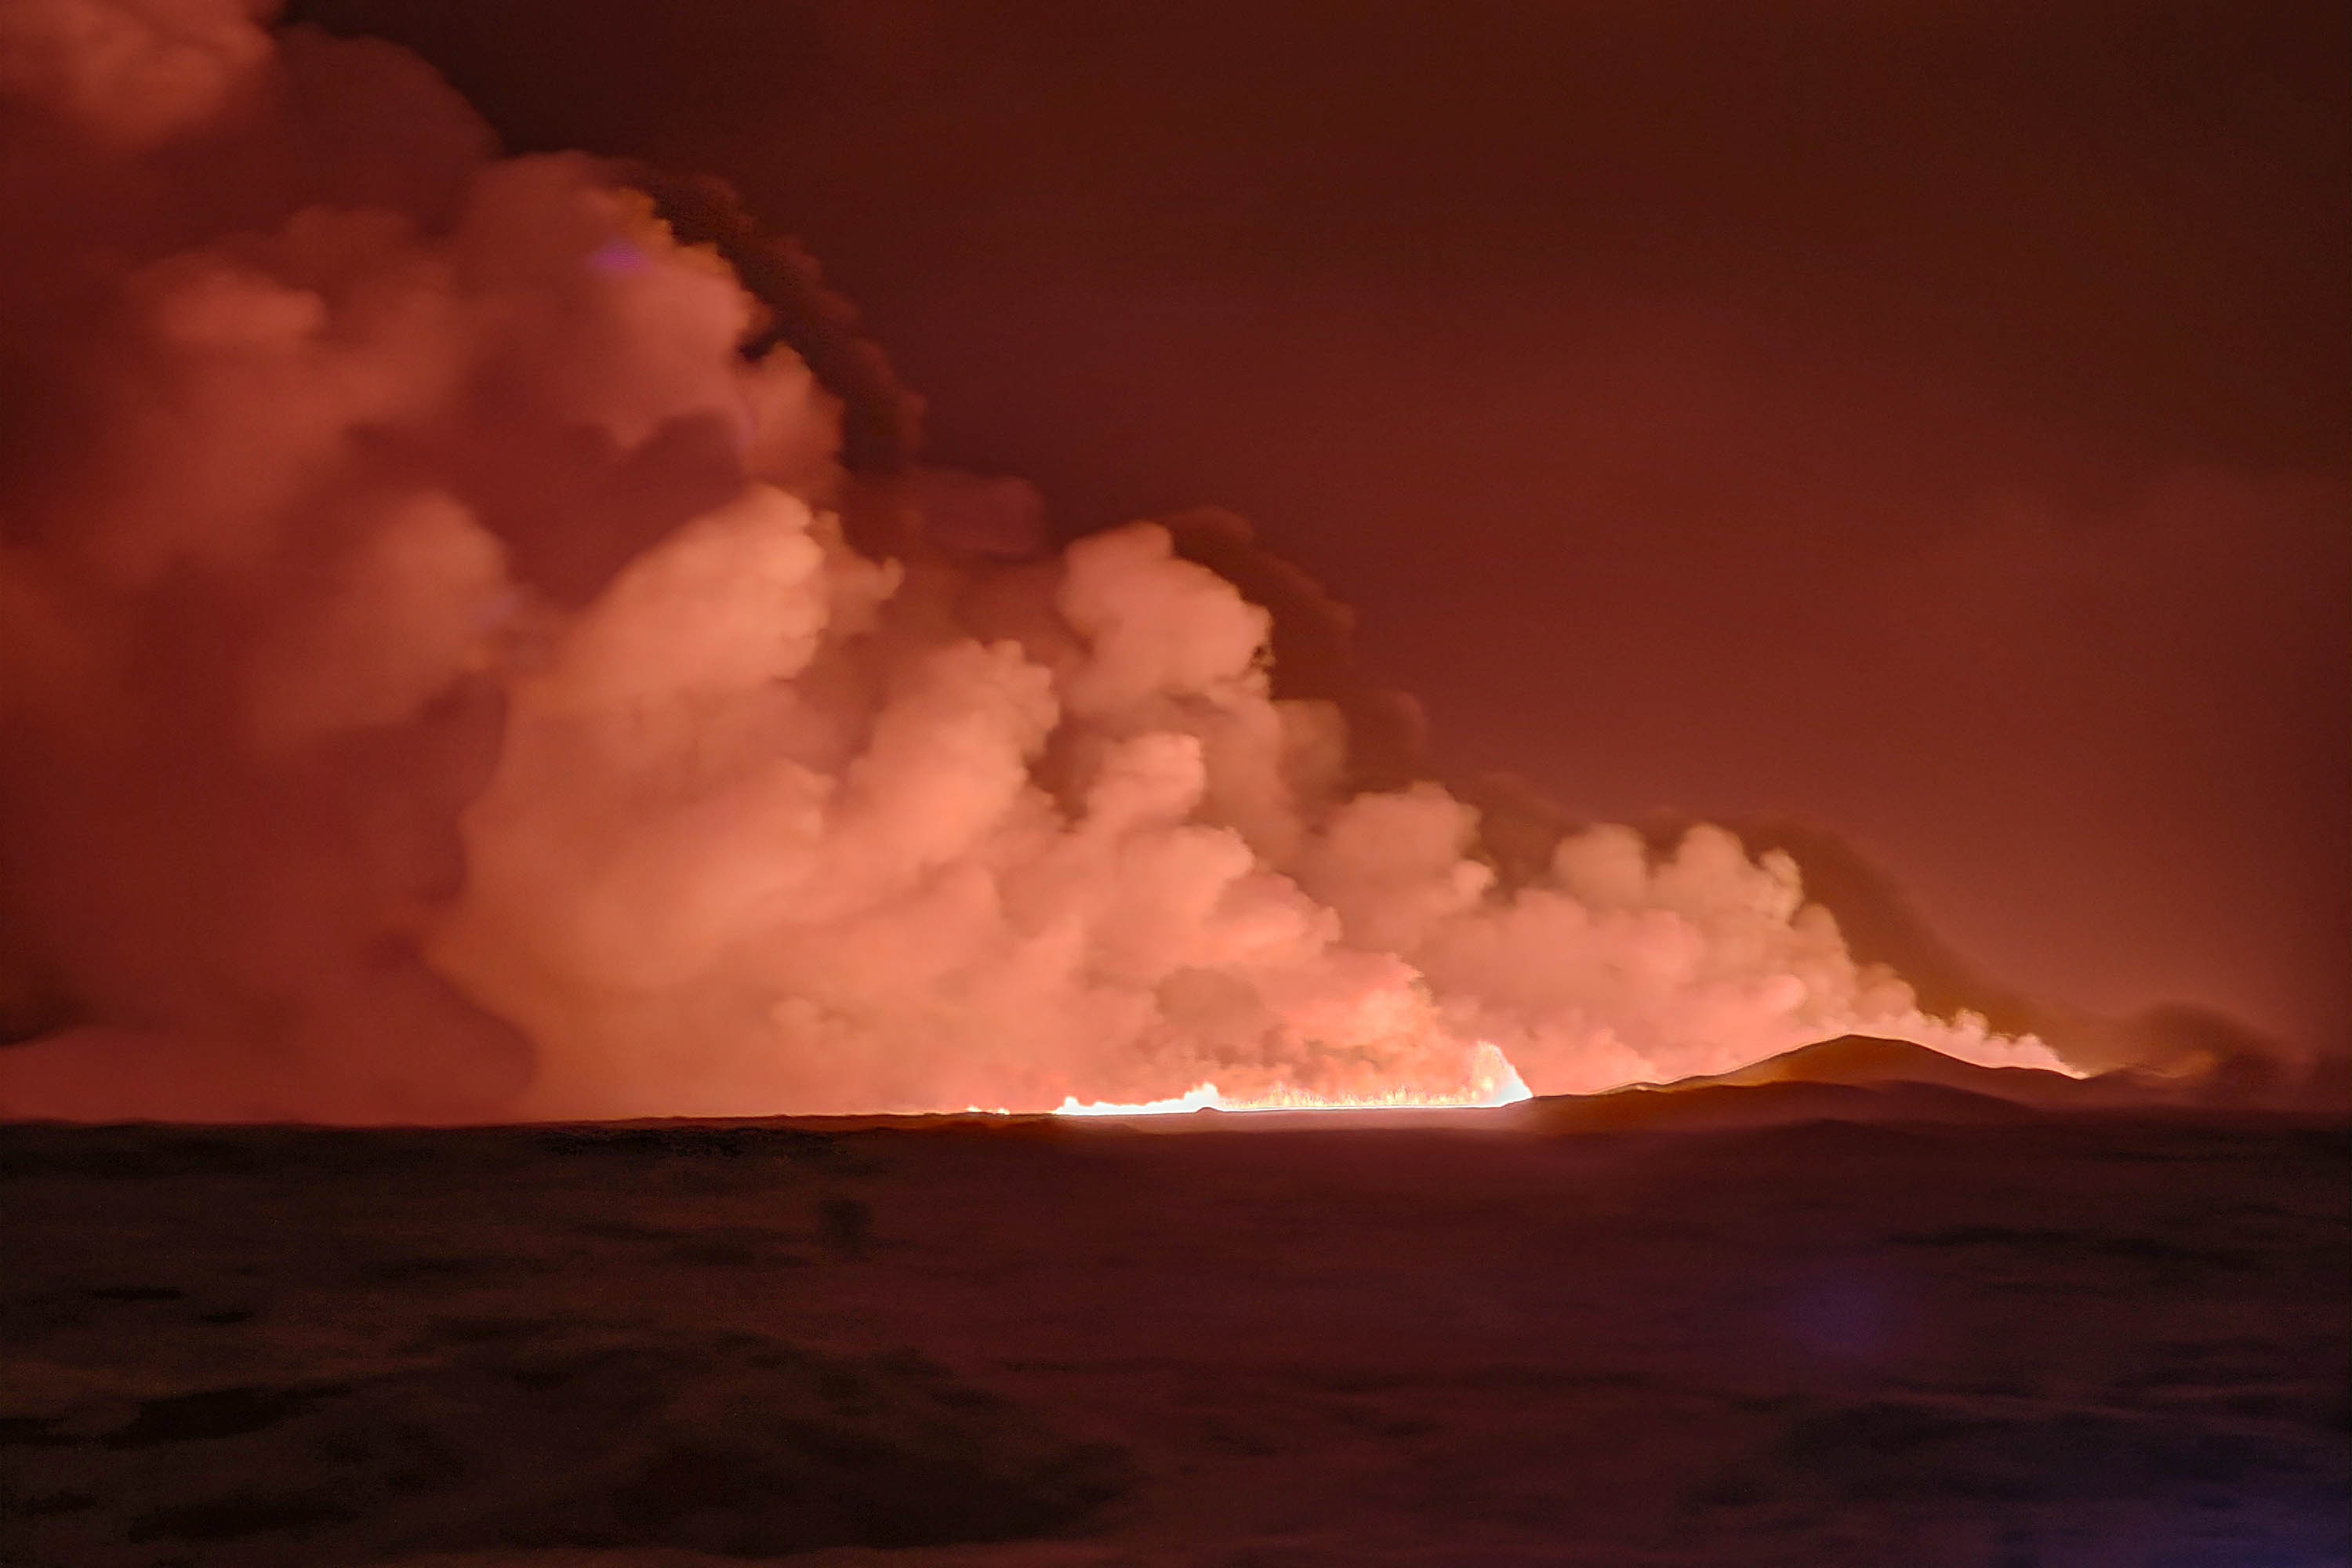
[296,0,2349,1057]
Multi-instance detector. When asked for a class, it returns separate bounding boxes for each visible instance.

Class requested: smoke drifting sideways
[0,0,2239,1124]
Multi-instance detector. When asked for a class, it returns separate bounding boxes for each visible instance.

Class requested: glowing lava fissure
[1055,1041,1534,1116]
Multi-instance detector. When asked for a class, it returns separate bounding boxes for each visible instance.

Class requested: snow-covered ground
[2,1081,2344,1566]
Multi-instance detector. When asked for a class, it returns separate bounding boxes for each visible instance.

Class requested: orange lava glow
[1055,1041,1534,1116]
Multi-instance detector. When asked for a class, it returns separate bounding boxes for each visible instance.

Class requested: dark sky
[299,0,2350,1053]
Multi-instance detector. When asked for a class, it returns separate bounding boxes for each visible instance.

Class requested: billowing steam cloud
[0,0,2068,1122]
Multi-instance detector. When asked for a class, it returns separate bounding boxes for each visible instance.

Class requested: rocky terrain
[2,1053,2344,1566]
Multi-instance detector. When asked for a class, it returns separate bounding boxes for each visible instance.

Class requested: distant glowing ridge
[1054,1041,1534,1116]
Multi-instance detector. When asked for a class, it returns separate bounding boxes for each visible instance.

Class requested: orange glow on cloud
[0,0,2085,1123]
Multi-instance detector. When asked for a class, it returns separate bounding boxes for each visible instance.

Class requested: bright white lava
[1054,1041,1534,1116]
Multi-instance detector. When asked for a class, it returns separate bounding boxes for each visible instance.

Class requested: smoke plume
[0,0,2080,1120]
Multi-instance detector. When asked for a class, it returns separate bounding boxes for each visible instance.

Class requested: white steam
[0,0,2061,1121]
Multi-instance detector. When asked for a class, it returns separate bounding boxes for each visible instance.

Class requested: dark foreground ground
[2,1098,2345,1566]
